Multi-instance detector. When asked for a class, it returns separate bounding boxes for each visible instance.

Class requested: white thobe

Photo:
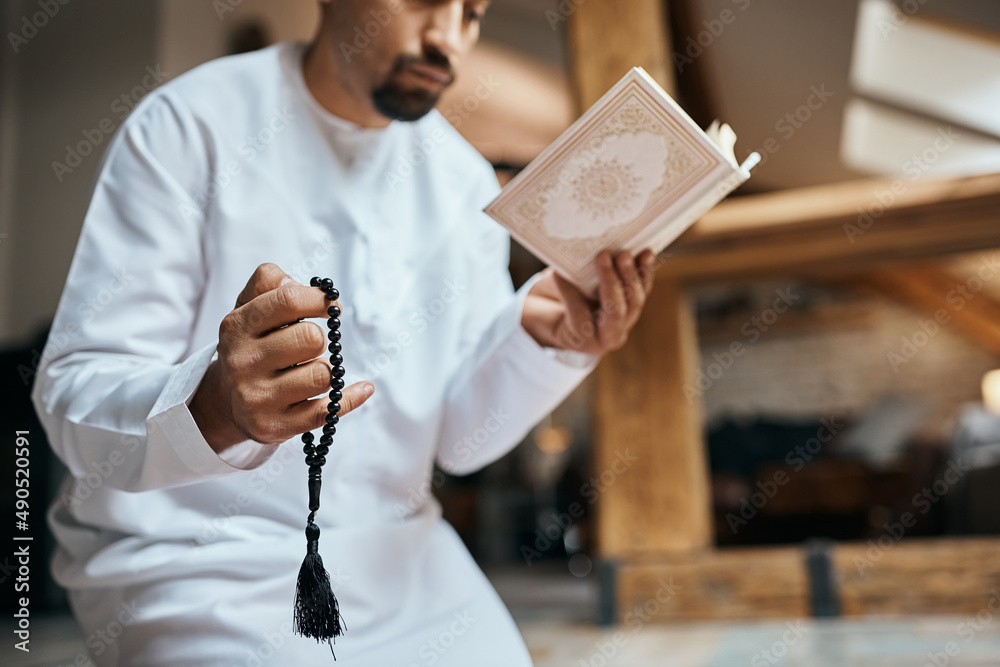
[31,42,595,666]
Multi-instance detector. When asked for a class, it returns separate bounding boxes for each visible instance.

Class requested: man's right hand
[190,263,374,454]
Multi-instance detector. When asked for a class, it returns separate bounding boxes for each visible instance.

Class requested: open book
[484,67,760,295]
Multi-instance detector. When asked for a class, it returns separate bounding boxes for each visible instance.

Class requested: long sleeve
[31,91,277,494]
[435,171,598,476]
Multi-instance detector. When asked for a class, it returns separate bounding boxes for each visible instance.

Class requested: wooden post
[593,282,712,557]
[568,1,713,560]
[566,0,675,108]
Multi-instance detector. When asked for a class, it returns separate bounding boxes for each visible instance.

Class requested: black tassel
[293,522,344,653]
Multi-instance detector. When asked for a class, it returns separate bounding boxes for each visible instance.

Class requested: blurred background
[3,0,1000,664]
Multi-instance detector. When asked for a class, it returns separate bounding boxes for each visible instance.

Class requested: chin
[372,89,440,122]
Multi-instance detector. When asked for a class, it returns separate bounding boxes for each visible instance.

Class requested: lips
[405,62,453,86]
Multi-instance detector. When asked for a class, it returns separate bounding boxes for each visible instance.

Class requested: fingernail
[280,275,302,286]
[364,382,375,397]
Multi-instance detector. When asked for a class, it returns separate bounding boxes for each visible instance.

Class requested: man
[32,0,656,664]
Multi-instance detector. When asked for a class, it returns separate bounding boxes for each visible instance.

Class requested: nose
[423,1,464,63]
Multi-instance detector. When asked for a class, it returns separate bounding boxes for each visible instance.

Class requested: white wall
[156,0,318,78]
[1,0,159,348]
[0,0,320,349]
[0,1,21,345]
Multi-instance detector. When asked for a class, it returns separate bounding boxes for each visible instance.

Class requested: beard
[371,53,455,122]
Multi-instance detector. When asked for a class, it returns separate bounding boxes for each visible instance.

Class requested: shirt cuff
[145,342,278,485]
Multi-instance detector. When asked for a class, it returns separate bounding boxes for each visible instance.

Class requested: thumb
[338,380,375,417]
[235,262,301,308]
[309,380,375,430]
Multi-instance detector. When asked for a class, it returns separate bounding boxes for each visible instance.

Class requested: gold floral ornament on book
[485,67,760,297]
[570,157,642,221]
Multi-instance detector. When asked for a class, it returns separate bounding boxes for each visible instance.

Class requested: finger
[254,321,328,371]
[553,272,602,352]
[272,357,334,405]
[616,250,643,309]
[596,251,628,343]
[290,380,375,434]
[240,283,337,336]
[236,263,301,309]
[637,249,657,295]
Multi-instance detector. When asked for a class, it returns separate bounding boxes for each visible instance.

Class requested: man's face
[325,0,490,122]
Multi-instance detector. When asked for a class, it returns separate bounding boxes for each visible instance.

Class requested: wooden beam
[566,0,674,110]
[834,538,1000,616]
[615,538,1000,621]
[861,262,1000,357]
[593,281,711,557]
[617,547,810,621]
[660,172,1000,283]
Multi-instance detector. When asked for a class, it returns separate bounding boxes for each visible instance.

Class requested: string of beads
[292,277,345,649]
[302,276,344,522]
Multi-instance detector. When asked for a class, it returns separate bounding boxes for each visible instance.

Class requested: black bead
[328,330,341,342]
[330,354,344,366]
[305,454,315,466]
[310,277,321,287]
[319,434,332,445]
[327,401,340,413]
[331,377,345,390]
[325,412,338,424]
[327,318,341,331]
[301,432,314,444]
[328,305,341,318]
[332,366,346,379]
[328,342,341,354]
[328,288,340,301]
[323,424,337,436]
[327,402,341,414]
[321,278,333,289]
[308,464,323,475]
[302,443,315,455]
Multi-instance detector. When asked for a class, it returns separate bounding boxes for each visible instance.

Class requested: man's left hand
[521,249,657,355]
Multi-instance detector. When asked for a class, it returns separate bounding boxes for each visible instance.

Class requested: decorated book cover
[484,67,760,295]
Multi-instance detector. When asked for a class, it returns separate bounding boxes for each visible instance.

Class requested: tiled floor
[7,611,1000,666]
[521,617,1000,666]
[494,566,1000,666]
[8,612,1000,666]
[7,568,1000,666]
